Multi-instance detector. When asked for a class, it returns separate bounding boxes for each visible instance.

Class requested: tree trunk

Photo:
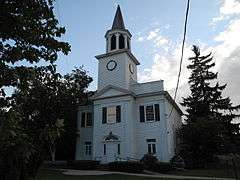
[51,147,56,162]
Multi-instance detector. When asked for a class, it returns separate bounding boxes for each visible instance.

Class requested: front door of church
[106,143,117,162]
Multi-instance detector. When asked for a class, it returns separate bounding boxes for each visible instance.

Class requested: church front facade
[75,6,182,164]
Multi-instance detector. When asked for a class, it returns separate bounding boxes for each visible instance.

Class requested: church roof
[112,5,125,30]
[92,84,135,100]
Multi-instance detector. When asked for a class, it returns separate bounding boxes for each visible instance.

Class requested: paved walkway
[62,169,235,180]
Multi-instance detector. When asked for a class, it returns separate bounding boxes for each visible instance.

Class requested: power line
[168,0,190,118]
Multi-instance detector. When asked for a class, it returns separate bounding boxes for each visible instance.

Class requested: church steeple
[112,5,125,30]
[105,5,131,53]
[96,5,139,90]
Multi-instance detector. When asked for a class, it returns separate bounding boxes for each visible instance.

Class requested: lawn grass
[36,166,240,180]
[36,169,195,180]
[169,167,238,178]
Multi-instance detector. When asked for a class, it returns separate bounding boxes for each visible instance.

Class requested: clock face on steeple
[106,60,117,71]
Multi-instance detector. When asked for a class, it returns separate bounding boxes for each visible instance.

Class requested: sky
[54,0,240,111]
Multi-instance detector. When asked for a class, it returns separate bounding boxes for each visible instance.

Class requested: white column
[129,38,131,50]
[124,35,128,49]
[116,33,120,50]
[107,35,112,52]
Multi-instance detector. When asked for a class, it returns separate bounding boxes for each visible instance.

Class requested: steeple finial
[112,5,125,30]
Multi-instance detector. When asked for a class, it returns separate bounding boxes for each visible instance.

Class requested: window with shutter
[81,112,93,128]
[81,112,85,127]
[139,106,145,122]
[116,105,121,123]
[154,104,160,121]
[102,107,107,124]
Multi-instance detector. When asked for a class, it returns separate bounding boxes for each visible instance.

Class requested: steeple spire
[112,5,125,30]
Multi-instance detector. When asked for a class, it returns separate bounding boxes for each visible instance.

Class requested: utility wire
[168,0,190,118]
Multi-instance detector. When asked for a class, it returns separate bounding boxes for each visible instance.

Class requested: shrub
[140,154,173,173]
[67,160,100,170]
[108,161,143,173]
[179,149,205,169]
[170,155,185,168]
[140,154,158,169]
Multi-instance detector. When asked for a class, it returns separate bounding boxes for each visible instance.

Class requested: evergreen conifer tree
[180,45,240,168]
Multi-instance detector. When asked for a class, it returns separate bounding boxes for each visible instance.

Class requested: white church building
[75,6,182,164]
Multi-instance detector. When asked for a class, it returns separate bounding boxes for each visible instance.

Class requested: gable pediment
[92,85,135,100]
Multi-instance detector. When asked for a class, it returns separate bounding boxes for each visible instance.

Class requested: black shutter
[86,113,92,126]
[116,105,121,123]
[81,112,85,127]
[139,106,145,122]
[104,144,106,155]
[102,107,107,124]
[154,104,160,121]
[118,144,120,155]
[152,144,156,154]
[147,144,151,154]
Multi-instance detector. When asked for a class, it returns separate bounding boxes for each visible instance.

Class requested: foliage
[140,154,158,169]
[1,0,70,65]
[170,155,185,168]
[179,45,240,168]
[140,154,173,173]
[108,161,144,173]
[54,67,93,160]
[0,0,93,180]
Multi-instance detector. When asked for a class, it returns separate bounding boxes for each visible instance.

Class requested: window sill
[80,126,93,128]
[102,122,121,125]
[140,120,159,123]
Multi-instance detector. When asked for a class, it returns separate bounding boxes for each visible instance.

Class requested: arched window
[111,35,116,50]
[119,34,125,49]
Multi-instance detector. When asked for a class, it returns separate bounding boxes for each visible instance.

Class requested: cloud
[154,36,169,47]
[139,7,240,108]
[210,0,240,25]
[137,37,144,42]
[137,28,169,48]
[213,19,240,107]
[147,29,160,40]
[138,43,194,90]
[211,15,225,24]
[211,18,240,73]
[136,0,240,108]
[220,0,240,15]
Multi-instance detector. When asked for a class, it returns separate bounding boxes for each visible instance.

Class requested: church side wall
[165,99,182,159]
[135,95,169,162]
[75,105,93,160]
